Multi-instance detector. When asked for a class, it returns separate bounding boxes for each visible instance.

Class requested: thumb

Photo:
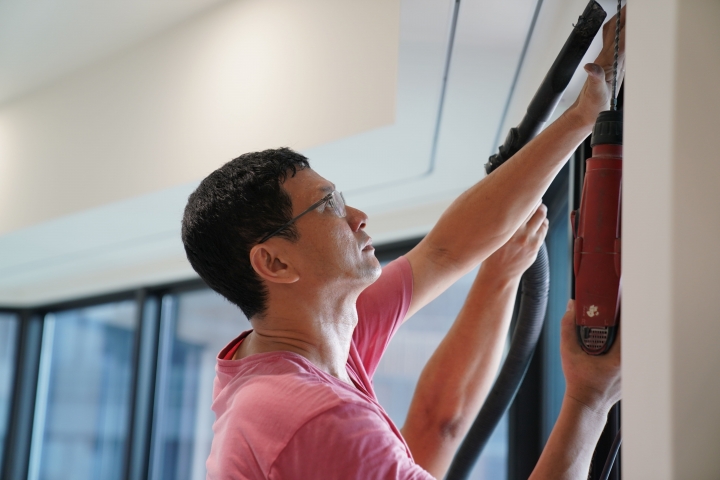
[561,300,577,343]
[580,63,611,113]
[584,63,605,81]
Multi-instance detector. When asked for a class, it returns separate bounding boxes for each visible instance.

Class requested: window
[0,313,19,474]
[375,265,508,479]
[541,178,571,441]
[28,301,138,480]
[149,291,250,480]
[148,254,507,479]
[3,245,513,479]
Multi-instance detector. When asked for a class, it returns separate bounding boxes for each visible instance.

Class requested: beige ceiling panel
[0,0,400,235]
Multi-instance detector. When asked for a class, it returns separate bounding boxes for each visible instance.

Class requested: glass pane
[0,313,19,473]
[375,265,508,479]
[542,195,571,443]
[151,291,250,480]
[28,301,137,480]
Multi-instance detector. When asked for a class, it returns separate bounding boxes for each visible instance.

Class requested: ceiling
[0,0,229,106]
[0,0,617,306]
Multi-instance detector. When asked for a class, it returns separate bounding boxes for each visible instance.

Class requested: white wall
[624,0,720,478]
[0,0,400,235]
[0,0,544,306]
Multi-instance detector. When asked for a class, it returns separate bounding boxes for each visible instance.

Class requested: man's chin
[361,258,382,285]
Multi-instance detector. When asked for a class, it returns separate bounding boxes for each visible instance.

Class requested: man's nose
[345,206,368,232]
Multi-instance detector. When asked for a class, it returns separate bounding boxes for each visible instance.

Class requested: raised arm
[404,8,625,319]
[529,300,621,480]
[402,205,548,479]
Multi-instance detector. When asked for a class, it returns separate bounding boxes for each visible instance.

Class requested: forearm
[529,395,610,480]
[420,107,592,271]
[402,266,521,478]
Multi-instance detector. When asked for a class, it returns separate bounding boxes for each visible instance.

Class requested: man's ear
[249,243,300,284]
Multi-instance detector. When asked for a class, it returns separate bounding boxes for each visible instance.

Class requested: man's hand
[561,300,621,415]
[572,5,627,127]
[528,302,621,480]
[482,204,549,280]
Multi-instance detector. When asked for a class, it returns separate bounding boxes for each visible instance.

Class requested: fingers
[597,4,627,73]
[617,4,627,30]
[530,205,549,242]
[603,4,627,37]
[538,216,549,241]
[602,5,626,45]
[577,4,626,121]
[526,203,548,233]
[560,300,586,360]
[507,204,547,257]
[522,199,543,224]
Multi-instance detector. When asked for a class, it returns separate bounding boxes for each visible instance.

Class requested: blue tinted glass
[374,265,508,480]
[0,313,19,473]
[150,291,250,480]
[28,301,137,480]
[542,196,571,442]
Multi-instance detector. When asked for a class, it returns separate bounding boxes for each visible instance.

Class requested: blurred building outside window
[27,301,137,480]
[542,191,571,443]
[149,291,248,480]
[0,313,19,474]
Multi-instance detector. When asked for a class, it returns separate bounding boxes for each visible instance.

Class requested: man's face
[280,168,381,290]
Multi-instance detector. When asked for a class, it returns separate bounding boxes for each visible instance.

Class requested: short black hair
[181,147,310,319]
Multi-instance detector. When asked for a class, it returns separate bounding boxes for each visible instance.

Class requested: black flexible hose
[445,245,549,479]
[445,3,607,479]
[599,429,622,480]
[485,1,606,173]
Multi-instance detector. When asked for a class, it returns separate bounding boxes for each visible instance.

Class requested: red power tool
[571,110,623,355]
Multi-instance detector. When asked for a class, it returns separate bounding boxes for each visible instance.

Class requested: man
[182,9,624,479]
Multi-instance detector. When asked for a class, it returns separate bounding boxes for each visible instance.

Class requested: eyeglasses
[258,190,346,243]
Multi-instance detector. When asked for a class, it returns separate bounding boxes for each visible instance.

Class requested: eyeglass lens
[328,191,346,217]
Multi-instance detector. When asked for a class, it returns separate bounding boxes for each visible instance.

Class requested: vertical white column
[671,1,720,477]
[625,1,720,478]
[624,0,677,477]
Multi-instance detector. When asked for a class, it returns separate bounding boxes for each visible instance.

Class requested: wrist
[477,263,522,290]
[562,102,597,133]
[563,386,615,419]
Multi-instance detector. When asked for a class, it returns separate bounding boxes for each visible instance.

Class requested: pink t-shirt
[206,257,435,479]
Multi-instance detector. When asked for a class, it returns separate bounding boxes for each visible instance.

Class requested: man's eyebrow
[320,184,335,194]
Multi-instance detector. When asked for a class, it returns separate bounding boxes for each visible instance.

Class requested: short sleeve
[353,256,413,377]
[269,403,434,480]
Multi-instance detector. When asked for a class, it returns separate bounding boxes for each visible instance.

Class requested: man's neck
[235,297,359,385]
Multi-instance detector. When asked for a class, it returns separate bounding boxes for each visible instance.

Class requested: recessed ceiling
[0,0,228,105]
